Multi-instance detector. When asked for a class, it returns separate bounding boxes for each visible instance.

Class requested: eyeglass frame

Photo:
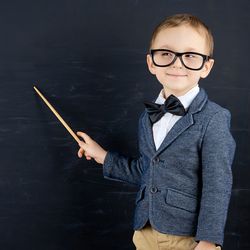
[150,49,212,71]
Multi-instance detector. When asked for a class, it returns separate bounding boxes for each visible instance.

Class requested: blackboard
[0,0,249,249]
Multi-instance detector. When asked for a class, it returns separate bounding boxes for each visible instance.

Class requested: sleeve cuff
[102,151,121,181]
[195,232,223,247]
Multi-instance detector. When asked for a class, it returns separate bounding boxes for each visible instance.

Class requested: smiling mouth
[167,73,187,77]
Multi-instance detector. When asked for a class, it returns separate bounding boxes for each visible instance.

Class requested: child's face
[147,24,214,96]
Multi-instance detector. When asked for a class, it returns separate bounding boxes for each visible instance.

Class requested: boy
[76,14,236,250]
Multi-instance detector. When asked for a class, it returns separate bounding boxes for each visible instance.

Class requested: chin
[163,84,191,96]
[164,83,188,91]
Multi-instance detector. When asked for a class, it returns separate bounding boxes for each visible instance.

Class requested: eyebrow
[158,45,198,52]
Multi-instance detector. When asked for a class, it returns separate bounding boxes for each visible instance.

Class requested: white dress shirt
[153,85,200,150]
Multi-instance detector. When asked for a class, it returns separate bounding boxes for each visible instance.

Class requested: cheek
[187,73,201,83]
[154,69,166,83]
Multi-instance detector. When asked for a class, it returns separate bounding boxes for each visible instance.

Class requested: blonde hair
[149,13,214,57]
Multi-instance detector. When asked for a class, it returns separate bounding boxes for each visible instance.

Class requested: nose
[172,56,183,68]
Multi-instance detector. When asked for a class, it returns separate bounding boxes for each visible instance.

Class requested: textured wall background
[0,0,249,249]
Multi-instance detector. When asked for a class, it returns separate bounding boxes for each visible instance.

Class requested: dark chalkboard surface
[0,0,249,249]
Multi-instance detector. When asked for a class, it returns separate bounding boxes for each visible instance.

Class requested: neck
[163,84,198,98]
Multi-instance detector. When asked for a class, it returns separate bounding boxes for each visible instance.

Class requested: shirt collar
[155,84,200,110]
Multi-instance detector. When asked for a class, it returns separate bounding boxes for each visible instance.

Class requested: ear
[200,59,215,78]
[147,54,156,75]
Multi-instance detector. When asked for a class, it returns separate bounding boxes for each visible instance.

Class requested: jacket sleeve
[102,112,146,186]
[102,151,144,186]
[195,109,236,246]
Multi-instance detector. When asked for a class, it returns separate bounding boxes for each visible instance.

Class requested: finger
[78,140,87,150]
[78,148,83,158]
[78,147,84,158]
[84,151,91,158]
[77,131,92,143]
[84,151,92,160]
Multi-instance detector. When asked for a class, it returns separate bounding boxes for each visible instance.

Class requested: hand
[77,131,108,164]
[194,241,219,250]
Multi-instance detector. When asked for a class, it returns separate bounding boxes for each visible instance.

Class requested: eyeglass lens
[152,50,205,70]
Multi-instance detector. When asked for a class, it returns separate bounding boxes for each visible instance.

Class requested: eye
[161,51,173,57]
[184,53,201,59]
[184,54,196,58]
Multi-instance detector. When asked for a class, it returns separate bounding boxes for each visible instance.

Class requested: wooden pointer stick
[33,86,81,144]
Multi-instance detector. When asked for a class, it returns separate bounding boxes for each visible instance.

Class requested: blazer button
[150,187,158,193]
[153,157,160,164]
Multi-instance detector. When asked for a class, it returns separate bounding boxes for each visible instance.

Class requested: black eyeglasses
[150,49,211,70]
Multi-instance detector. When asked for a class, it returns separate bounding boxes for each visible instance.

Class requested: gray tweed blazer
[103,88,236,247]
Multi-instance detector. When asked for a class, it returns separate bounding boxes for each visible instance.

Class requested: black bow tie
[144,94,186,123]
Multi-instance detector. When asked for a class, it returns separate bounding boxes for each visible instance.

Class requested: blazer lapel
[141,111,156,155]
[154,88,208,157]
[155,113,194,156]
